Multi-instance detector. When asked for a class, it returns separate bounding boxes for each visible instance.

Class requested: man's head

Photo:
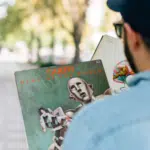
[108,0,150,73]
[39,107,47,115]
[68,78,94,103]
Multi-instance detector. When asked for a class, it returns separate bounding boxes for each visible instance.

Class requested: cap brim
[107,0,123,12]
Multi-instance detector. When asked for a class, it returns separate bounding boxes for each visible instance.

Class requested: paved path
[0,63,37,150]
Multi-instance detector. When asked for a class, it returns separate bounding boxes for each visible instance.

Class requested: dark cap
[107,0,150,38]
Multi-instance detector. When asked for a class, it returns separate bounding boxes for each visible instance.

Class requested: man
[39,107,68,150]
[62,0,150,150]
[68,77,98,104]
[67,77,109,113]
[39,107,66,132]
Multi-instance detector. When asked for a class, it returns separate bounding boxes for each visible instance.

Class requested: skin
[41,109,46,114]
[123,22,150,72]
[68,78,93,103]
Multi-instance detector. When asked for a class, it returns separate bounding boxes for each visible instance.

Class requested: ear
[124,23,142,52]
[88,84,93,90]
[69,94,74,100]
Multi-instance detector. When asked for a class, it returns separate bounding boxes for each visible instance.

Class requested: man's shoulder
[63,85,150,150]
[63,91,132,150]
[75,86,150,132]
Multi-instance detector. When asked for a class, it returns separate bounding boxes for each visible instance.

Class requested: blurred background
[0,0,120,150]
[0,0,119,66]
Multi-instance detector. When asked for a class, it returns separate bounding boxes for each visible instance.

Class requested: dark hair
[142,36,150,49]
[38,107,48,116]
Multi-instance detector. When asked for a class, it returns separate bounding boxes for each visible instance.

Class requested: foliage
[0,0,114,64]
[100,3,120,32]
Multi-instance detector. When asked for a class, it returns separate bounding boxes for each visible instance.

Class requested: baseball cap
[107,0,150,38]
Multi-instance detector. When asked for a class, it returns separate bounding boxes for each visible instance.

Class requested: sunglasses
[113,23,124,38]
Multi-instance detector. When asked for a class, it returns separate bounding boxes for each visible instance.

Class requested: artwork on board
[113,60,135,92]
[15,60,110,150]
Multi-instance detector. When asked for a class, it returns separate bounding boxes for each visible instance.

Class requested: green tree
[59,0,90,63]
[32,0,90,63]
[0,3,25,48]
[0,0,91,64]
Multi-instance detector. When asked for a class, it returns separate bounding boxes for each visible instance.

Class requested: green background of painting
[15,60,109,150]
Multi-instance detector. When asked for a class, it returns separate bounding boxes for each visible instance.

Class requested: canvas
[15,60,110,150]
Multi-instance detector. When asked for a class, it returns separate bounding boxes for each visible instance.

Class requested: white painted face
[41,109,46,114]
[68,78,93,103]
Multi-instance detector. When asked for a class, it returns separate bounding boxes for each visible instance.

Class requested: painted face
[68,78,93,103]
[40,109,46,114]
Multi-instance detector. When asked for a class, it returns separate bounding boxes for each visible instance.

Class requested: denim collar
[128,71,150,87]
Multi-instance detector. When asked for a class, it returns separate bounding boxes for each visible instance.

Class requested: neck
[135,49,150,72]
[86,96,96,104]
[82,96,95,105]
[137,60,150,72]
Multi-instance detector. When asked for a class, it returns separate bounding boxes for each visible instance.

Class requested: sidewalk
[0,63,37,150]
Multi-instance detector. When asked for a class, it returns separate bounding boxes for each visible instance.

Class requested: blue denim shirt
[63,71,150,150]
